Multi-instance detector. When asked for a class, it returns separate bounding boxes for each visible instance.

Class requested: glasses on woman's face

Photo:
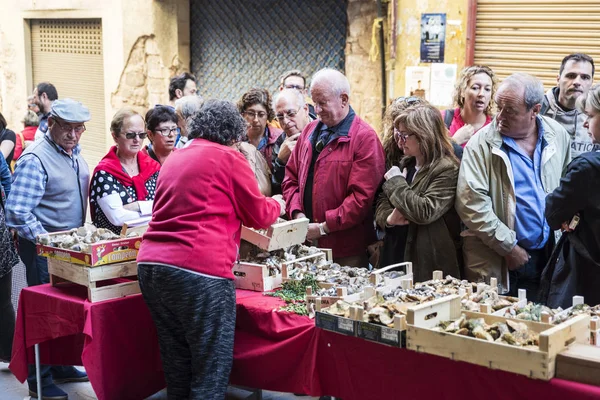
[394,128,415,143]
[243,111,267,120]
[122,132,147,140]
[154,127,178,137]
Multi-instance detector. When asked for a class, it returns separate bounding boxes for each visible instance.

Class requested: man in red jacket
[282,68,385,267]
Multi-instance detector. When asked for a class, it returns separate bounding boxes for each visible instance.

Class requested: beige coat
[455,116,571,292]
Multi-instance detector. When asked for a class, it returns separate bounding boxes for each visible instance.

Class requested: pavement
[4,262,318,400]
[0,362,320,399]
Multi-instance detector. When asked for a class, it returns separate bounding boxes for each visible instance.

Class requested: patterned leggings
[138,263,236,400]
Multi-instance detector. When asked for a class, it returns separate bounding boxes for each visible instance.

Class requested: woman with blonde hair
[375,103,462,281]
[541,84,600,308]
[90,108,161,234]
[444,65,497,147]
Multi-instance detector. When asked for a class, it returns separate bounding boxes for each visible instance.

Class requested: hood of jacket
[543,87,599,156]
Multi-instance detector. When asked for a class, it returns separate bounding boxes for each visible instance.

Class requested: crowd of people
[0,52,599,399]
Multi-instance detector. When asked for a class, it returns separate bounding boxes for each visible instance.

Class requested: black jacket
[542,152,600,308]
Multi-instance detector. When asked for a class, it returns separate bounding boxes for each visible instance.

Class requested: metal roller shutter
[474,0,600,88]
[31,19,107,171]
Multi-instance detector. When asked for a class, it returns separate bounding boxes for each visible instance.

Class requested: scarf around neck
[91,146,160,219]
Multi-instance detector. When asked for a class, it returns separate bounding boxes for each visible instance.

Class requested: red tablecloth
[11,285,600,400]
[10,284,165,400]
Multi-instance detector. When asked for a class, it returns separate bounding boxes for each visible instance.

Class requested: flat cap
[50,98,91,123]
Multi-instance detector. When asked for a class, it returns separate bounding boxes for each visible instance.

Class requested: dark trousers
[507,243,552,304]
[18,237,80,390]
[0,270,15,361]
[138,264,236,400]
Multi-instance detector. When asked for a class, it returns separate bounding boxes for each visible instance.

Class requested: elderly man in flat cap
[7,98,90,399]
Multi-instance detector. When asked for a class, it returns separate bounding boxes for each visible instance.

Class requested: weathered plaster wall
[392,0,469,103]
[346,0,384,132]
[0,0,189,135]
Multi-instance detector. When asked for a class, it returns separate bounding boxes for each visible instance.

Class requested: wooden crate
[48,258,140,303]
[354,306,408,348]
[234,252,326,292]
[308,285,378,310]
[493,294,585,325]
[232,262,282,292]
[556,343,600,386]
[37,230,141,267]
[241,218,309,251]
[369,262,413,288]
[406,295,590,380]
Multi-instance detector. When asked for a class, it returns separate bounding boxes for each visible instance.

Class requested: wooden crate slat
[48,258,140,303]
[89,281,141,303]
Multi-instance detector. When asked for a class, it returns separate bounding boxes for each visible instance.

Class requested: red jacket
[282,115,385,259]
[137,138,281,279]
[13,126,37,160]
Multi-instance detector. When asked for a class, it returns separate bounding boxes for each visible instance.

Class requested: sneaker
[28,383,68,400]
[51,367,89,384]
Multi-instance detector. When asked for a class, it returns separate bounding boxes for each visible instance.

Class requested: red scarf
[91,146,161,220]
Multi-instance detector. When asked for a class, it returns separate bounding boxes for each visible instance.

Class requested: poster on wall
[420,13,446,63]
[429,63,457,106]
[405,66,431,101]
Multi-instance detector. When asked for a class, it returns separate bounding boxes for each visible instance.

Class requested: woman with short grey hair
[137,99,285,399]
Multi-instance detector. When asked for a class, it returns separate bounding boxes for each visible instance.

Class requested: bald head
[310,68,351,98]
[274,89,310,137]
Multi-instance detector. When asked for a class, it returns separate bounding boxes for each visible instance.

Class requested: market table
[10,284,600,400]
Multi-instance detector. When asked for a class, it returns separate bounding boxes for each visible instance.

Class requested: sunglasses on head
[394,96,421,106]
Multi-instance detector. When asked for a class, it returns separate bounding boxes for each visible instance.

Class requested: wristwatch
[318,223,327,236]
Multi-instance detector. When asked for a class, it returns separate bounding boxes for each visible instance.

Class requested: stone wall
[111,35,184,113]
[346,0,384,133]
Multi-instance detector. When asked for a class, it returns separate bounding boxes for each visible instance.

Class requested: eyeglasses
[394,96,421,106]
[154,127,178,136]
[394,128,415,143]
[122,132,148,140]
[243,111,267,119]
[275,107,301,122]
[284,84,304,90]
[54,119,86,135]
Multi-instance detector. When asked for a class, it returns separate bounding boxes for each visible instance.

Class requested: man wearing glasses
[6,98,91,399]
[278,69,317,120]
[283,68,385,267]
[271,89,312,194]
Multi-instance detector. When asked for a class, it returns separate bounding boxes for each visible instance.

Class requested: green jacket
[455,115,571,292]
[376,156,461,282]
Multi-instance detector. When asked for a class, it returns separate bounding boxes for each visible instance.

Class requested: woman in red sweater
[137,99,284,399]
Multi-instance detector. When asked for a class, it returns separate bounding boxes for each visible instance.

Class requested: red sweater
[137,138,281,279]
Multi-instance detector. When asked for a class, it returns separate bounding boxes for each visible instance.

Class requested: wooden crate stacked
[306,262,414,310]
[38,229,142,303]
[234,218,327,292]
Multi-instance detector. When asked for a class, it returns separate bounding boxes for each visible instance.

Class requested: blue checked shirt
[6,136,82,241]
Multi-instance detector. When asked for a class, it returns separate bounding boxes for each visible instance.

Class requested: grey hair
[501,73,544,110]
[310,68,351,98]
[272,89,305,110]
[187,99,246,146]
[577,84,600,114]
[174,95,204,120]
